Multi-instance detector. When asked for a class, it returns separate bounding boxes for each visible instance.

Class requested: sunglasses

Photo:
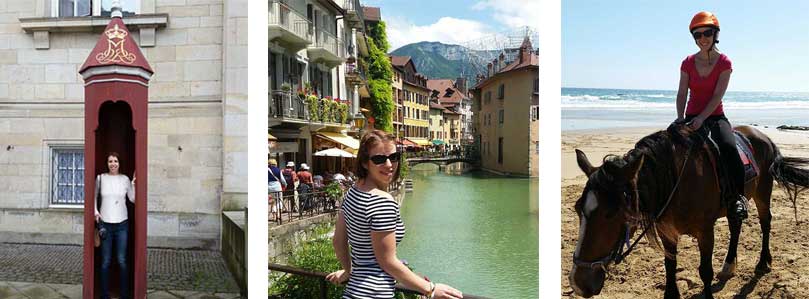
[369,152,401,165]
[692,29,715,40]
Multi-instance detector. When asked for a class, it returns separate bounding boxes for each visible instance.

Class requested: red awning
[400,138,417,147]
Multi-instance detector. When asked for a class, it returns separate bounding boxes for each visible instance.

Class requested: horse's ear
[623,154,645,181]
[575,149,596,176]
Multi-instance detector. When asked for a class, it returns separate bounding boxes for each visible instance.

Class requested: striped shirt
[341,186,406,299]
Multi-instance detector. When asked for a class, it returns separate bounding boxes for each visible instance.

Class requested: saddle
[668,122,758,204]
[703,130,759,184]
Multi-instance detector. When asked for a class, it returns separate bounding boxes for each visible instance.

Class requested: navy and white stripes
[341,186,406,299]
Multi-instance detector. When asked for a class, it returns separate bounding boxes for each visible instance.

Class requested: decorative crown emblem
[96,23,136,65]
[104,24,128,40]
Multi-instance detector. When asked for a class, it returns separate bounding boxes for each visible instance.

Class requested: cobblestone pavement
[0,281,242,298]
[0,243,241,296]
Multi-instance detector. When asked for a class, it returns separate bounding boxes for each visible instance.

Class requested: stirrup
[729,195,748,221]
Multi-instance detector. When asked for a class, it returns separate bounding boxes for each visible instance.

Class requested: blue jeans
[100,220,129,299]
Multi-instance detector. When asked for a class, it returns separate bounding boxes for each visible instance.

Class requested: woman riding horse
[677,11,747,222]
[568,13,809,299]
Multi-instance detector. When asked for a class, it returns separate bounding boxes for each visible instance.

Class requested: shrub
[307,95,320,121]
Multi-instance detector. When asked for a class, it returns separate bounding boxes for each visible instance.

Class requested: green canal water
[397,166,539,299]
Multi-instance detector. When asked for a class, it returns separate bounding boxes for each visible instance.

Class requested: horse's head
[569,149,644,298]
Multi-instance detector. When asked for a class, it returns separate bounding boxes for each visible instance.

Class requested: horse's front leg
[718,216,741,279]
[662,237,680,299]
[698,225,716,299]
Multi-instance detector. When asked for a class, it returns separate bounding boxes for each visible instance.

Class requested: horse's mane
[588,129,681,251]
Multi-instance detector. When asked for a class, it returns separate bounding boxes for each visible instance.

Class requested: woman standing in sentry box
[95,152,135,299]
[327,130,463,299]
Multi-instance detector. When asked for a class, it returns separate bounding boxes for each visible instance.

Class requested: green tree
[367,21,390,53]
[363,21,395,133]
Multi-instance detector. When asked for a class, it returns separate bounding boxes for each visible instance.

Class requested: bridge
[406,155,479,169]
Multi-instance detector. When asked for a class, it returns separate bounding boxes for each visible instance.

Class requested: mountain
[390,41,495,83]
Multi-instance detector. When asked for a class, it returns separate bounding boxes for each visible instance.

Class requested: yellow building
[429,103,446,146]
[391,56,431,148]
[391,60,405,140]
[471,37,539,177]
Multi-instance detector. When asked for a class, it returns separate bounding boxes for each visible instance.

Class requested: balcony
[269,1,311,52]
[269,90,308,125]
[343,0,365,29]
[345,62,365,85]
[269,91,352,128]
[307,29,344,67]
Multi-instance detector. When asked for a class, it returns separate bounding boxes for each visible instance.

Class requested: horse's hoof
[717,262,736,280]
[755,261,772,275]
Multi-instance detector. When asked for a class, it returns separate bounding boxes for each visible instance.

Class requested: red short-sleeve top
[681,53,732,116]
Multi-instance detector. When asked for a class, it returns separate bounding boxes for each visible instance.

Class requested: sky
[364,0,539,51]
[563,1,809,92]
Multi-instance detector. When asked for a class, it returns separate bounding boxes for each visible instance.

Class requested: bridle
[573,144,694,273]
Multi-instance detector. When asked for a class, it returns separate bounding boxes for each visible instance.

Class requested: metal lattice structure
[457,26,538,79]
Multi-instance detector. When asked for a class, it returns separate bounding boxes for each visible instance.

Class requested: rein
[574,143,694,271]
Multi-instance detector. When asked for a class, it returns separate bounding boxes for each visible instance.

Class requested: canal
[397,165,539,298]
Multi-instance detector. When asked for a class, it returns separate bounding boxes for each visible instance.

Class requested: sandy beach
[561,125,809,298]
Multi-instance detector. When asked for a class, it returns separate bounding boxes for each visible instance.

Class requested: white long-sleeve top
[94,173,135,224]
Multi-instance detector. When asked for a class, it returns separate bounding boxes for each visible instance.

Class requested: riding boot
[729,194,748,222]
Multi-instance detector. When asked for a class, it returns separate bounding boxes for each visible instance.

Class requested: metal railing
[268,263,490,299]
[343,0,365,22]
[270,90,308,120]
[312,29,341,57]
[269,189,339,225]
[269,1,311,40]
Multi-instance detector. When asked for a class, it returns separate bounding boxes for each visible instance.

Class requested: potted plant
[338,103,349,124]
[320,97,331,122]
[280,83,291,93]
[329,100,340,123]
[307,94,320,121]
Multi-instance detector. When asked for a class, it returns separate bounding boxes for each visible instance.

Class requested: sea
[562,87,809,131]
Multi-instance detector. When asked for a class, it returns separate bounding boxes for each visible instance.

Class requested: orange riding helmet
[689,11,720,31]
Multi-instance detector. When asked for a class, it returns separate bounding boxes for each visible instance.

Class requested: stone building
[269,0,367,173]
[0,0,247,249]
[471,37,538,177]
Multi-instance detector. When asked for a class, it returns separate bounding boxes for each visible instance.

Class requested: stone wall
[0,0,238,249]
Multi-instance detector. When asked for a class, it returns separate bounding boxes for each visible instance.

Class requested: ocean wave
[562,99,809,110]
[562,93,809,110]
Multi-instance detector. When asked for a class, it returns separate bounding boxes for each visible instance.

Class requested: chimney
[487,62,492,77]
[498,52,506,70]
[519,36,532,64]
[455,77,466,94]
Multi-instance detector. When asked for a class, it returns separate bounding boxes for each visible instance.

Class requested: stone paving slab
[0,243,240,294]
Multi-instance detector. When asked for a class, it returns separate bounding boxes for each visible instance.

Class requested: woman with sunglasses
[327,130,463,299]
[676,11,747,222]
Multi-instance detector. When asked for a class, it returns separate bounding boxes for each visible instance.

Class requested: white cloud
[386,16,493,51]
[472,0,540,29]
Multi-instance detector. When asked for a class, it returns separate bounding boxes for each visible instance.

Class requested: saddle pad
[734,131,759,183]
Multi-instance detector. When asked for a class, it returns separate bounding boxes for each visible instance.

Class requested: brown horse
[568,124,809,299]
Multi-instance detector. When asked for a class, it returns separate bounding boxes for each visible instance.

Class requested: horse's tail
[770,144,809,221]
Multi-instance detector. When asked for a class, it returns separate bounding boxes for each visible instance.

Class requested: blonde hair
[268,158,277,166]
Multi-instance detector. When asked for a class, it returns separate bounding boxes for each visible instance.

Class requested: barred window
[52,148,85,205]
[531,105,539,121]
